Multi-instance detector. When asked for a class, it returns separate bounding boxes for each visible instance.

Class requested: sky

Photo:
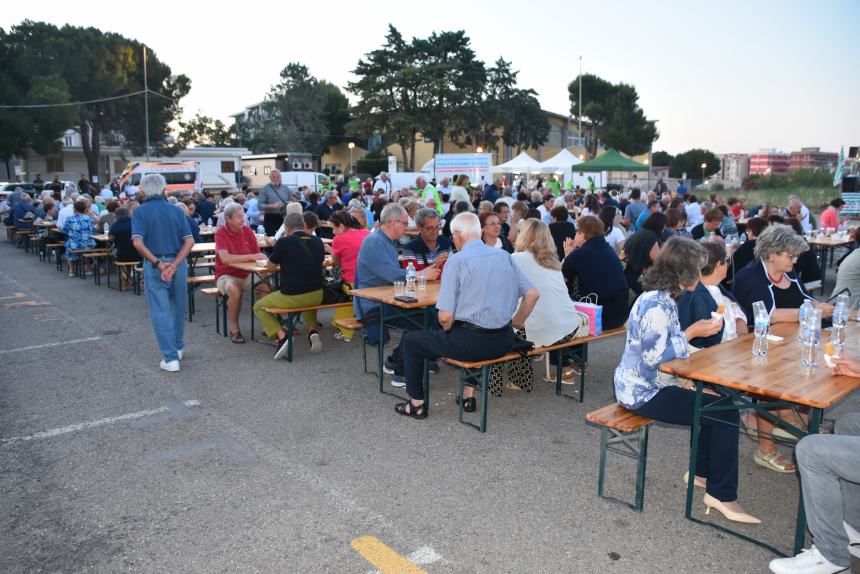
[3,0,858,156]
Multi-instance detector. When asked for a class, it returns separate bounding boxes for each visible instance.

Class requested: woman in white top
[579,194,601,219]
[489,219,586,395]
[599,205,626,254]
[449,175,471,205]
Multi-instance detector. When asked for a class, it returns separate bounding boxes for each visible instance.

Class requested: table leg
[377,305,385,393]
[685,381,704,520]
[819,248,829,295]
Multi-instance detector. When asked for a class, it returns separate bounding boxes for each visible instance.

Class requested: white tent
[492,151,542,173]
[538,149,595,189]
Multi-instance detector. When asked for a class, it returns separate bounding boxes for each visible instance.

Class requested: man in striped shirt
[394,212,540,419]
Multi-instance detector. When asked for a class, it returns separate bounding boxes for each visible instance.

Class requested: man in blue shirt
[394,212,540,419]
[353,204,440,386]
[623,189,645,229]
[132,174,194,372]
[635,200,661,231]
[676,180,688,197]
[195,192,216,224]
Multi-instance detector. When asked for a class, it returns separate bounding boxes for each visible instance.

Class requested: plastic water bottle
[752,301,769,357]
[103,223,109,236]
[405,262,417,297]
[739,233,747,244]
[207,218,213,227]
[801,308,822,366]
[257,225,265,236]
[798,300,814,343]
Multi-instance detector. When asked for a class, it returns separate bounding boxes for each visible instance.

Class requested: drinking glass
[394,281,405,296]
[417,273,427,291]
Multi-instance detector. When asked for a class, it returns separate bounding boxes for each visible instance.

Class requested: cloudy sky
[3,0,858,155]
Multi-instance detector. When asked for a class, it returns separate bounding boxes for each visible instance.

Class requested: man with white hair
[215,202,265,343]
[394,212,540,419]
[786,197,812,233]
[131,174,195,372]
[416,176,443,216]
[437,177,453,198]
[373,172,392,197]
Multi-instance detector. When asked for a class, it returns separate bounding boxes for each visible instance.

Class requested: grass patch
[716,187,840,214]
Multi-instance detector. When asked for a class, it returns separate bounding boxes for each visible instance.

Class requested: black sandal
[230,331,246,344]
[394,401,427,419]
[455,396,477,412]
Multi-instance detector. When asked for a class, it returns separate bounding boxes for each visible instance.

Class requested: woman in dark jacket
[548,205,577,261]
[479,211,514,253]
[622,211,667,295]
[732,224,832,327]
[562,215,629,329]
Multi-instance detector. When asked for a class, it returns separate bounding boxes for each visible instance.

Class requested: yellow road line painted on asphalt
[351,536,427,574]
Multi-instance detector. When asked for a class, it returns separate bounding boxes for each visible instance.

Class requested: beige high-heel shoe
[703,493,761,524]
[683,471,707,488]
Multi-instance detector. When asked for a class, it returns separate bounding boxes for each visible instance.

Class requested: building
[717,154,750,184]
[749,149,790,174]
[788,147,838,171]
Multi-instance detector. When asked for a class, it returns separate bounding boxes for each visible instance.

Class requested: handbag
[574,293,603,336]
[510,330,535,357]
[322,279,351,304]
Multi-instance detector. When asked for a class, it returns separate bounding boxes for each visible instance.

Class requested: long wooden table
[659,321,860,556]
[350,282,441,395]
[806,235,854,294]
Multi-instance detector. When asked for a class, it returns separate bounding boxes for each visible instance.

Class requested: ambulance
[118,162,201,194]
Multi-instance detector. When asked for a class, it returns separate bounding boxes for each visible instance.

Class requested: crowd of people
[4,167,859,573]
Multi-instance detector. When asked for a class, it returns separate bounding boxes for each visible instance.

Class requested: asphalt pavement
[1,242,858,573]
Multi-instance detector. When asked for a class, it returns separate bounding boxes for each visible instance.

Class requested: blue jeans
[143,259,188,362]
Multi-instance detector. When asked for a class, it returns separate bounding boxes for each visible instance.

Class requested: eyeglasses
[396,219,409,225]
[420,225,440,232]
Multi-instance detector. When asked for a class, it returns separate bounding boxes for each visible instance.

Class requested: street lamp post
[348,142,355,175]
[701,162,707,187]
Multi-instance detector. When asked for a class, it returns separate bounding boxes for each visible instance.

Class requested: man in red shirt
[215,202,263,343]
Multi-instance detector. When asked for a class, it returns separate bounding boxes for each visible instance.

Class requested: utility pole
[578,55,583,159]
[143,44,150,161]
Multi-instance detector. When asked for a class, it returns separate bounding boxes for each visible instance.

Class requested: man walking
[132,174,194,372]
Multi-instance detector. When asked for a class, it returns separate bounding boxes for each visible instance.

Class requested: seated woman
[62,199,96,277]
[599,205,626,254]
[479,211,514,253]
[662,206,690,242]
[548,205,577,261]
[622,211,666,295]
[489,219,586,394]
[562,215,629,330]
[615,237,760,524]
[732,223,833,326]
[784,218,821,289]
[330,210,370,342]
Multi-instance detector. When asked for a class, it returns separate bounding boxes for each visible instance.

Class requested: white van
[279,172,328,192]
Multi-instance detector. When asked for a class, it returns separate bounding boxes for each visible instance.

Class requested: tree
[349,25,422,169]
[670,149,720,180]
[652,150,674,168]
[501,90,550,154]
[166,113,238,152]
[568,74,657,157]
[3,20,191,182]
[319,80,350,152]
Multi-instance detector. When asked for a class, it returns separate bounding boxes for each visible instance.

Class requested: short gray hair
[286,201,303,215]
[414,207,440,228]
[140,173,166,196]
[450,212,481,239]
[284,212,305,231]
[324,190,338,201]
[380,203,406,225]
[115,207,129,219]
[224,202,244,220]
[642,237,707,299]
[416,175,427,185]
[754,223,809,260]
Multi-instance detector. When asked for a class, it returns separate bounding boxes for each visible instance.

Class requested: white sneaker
[160,360,180,372]
[768,546,847,574]
[390,375,406,388]
[308,332,322,354]
[177,349,184,360]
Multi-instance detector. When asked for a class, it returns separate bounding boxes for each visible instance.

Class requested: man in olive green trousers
[253,213,326,359]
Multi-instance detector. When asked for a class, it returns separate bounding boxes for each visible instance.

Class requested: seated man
[13,194,37,230]
[401,207,453,271]
[215,202,263,343]
[108,207,142,289]
[691,207,726,242]
[769,358,860,573]
[353,204,440,387]
[253,213,326,359]
[394,212,540,418]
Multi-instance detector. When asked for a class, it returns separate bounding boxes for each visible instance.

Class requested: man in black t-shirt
[252,213,326,359]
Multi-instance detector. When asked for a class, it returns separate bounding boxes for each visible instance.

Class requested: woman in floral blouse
[63,199,96,277]
[614,237,761,525]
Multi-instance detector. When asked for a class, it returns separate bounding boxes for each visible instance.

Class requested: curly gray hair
[642,237,707,299]
[754,223,809,260]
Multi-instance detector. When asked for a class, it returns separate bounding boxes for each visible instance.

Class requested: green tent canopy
[572,148,649,172]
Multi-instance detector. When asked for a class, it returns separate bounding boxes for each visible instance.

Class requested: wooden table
[659,321,860,556]
[350,282,441,394]
[807,236,854,294]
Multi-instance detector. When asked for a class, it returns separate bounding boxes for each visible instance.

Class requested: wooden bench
[46,243,65,269]
[586,403,654,512]
[201,287,228,337]
[334,317,369,372]
[14,229,34,250]
[82,250,110,285]
[186,274,215,321]
[106,260,141,293]
[68,248,107,278]
[262,302,353,362]
[441,325,628,432]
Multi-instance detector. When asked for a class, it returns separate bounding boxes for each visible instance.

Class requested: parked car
[0,182,37,194]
